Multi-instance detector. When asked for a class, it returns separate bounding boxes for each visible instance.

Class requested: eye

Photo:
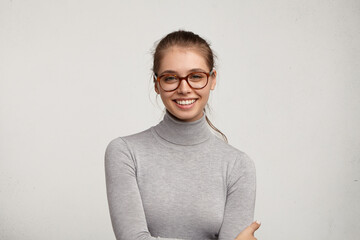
[162,75,178,82]
[189,73,206,80]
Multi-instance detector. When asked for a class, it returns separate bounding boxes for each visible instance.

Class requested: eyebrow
[159,68,208,76]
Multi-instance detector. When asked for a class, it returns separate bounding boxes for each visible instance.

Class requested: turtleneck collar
[153,110,213,146]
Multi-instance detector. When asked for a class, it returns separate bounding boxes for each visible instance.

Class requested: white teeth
[175,99,196,105]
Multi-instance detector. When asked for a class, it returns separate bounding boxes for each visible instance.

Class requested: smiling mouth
[173,99,197,105]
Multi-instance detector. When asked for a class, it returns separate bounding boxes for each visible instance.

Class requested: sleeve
[104,137,186,240]
[218,152,256,240]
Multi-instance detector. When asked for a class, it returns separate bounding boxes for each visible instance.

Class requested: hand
[234,221,261,240]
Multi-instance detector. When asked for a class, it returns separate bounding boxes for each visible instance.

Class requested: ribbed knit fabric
[105,110,256,240]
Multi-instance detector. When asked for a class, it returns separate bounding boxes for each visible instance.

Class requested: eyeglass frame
[154,70,215,92]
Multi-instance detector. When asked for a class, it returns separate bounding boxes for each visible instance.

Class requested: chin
[170,109,203,122]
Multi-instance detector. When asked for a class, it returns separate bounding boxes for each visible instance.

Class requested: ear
[154,80,160,94]
[210,70,217,90]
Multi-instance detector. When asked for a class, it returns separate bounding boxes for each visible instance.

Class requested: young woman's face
[155,46,216,122]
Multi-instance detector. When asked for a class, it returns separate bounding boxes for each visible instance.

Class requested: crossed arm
[105,139,256,240]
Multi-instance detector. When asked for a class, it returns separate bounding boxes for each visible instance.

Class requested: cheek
[199,89,211,100]
[159,92,173,103]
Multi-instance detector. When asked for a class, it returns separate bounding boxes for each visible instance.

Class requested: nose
[177,79,192,94]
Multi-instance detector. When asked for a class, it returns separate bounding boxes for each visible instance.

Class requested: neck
[153,110,212,146]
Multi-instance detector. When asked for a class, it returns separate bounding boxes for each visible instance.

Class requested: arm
[218,153,257,240]
[105,138,186,240]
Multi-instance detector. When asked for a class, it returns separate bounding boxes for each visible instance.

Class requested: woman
[105,30,260,240]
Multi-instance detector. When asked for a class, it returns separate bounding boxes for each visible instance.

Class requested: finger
[250,220,261,232]
[243,221,261,235]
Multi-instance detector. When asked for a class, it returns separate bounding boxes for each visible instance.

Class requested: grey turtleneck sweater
[105,111,256,240]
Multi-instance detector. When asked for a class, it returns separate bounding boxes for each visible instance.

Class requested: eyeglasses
[154,70,214,92]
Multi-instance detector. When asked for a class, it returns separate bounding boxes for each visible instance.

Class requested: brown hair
[152,30,228,143]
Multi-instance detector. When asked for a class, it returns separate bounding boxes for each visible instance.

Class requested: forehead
[158,46,208,74]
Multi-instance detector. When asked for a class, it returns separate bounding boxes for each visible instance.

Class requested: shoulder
[213,138,256,189]
[105,127,154,155]
[107,128,152,148]
[211,137,256,186]
[104,128,153,169]
[212,136,254,167]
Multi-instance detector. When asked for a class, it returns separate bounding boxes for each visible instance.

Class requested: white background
[1,0,359,239]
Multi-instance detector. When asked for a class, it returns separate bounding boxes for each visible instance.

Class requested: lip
[173,98,197,109]
[173,98,198,101]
